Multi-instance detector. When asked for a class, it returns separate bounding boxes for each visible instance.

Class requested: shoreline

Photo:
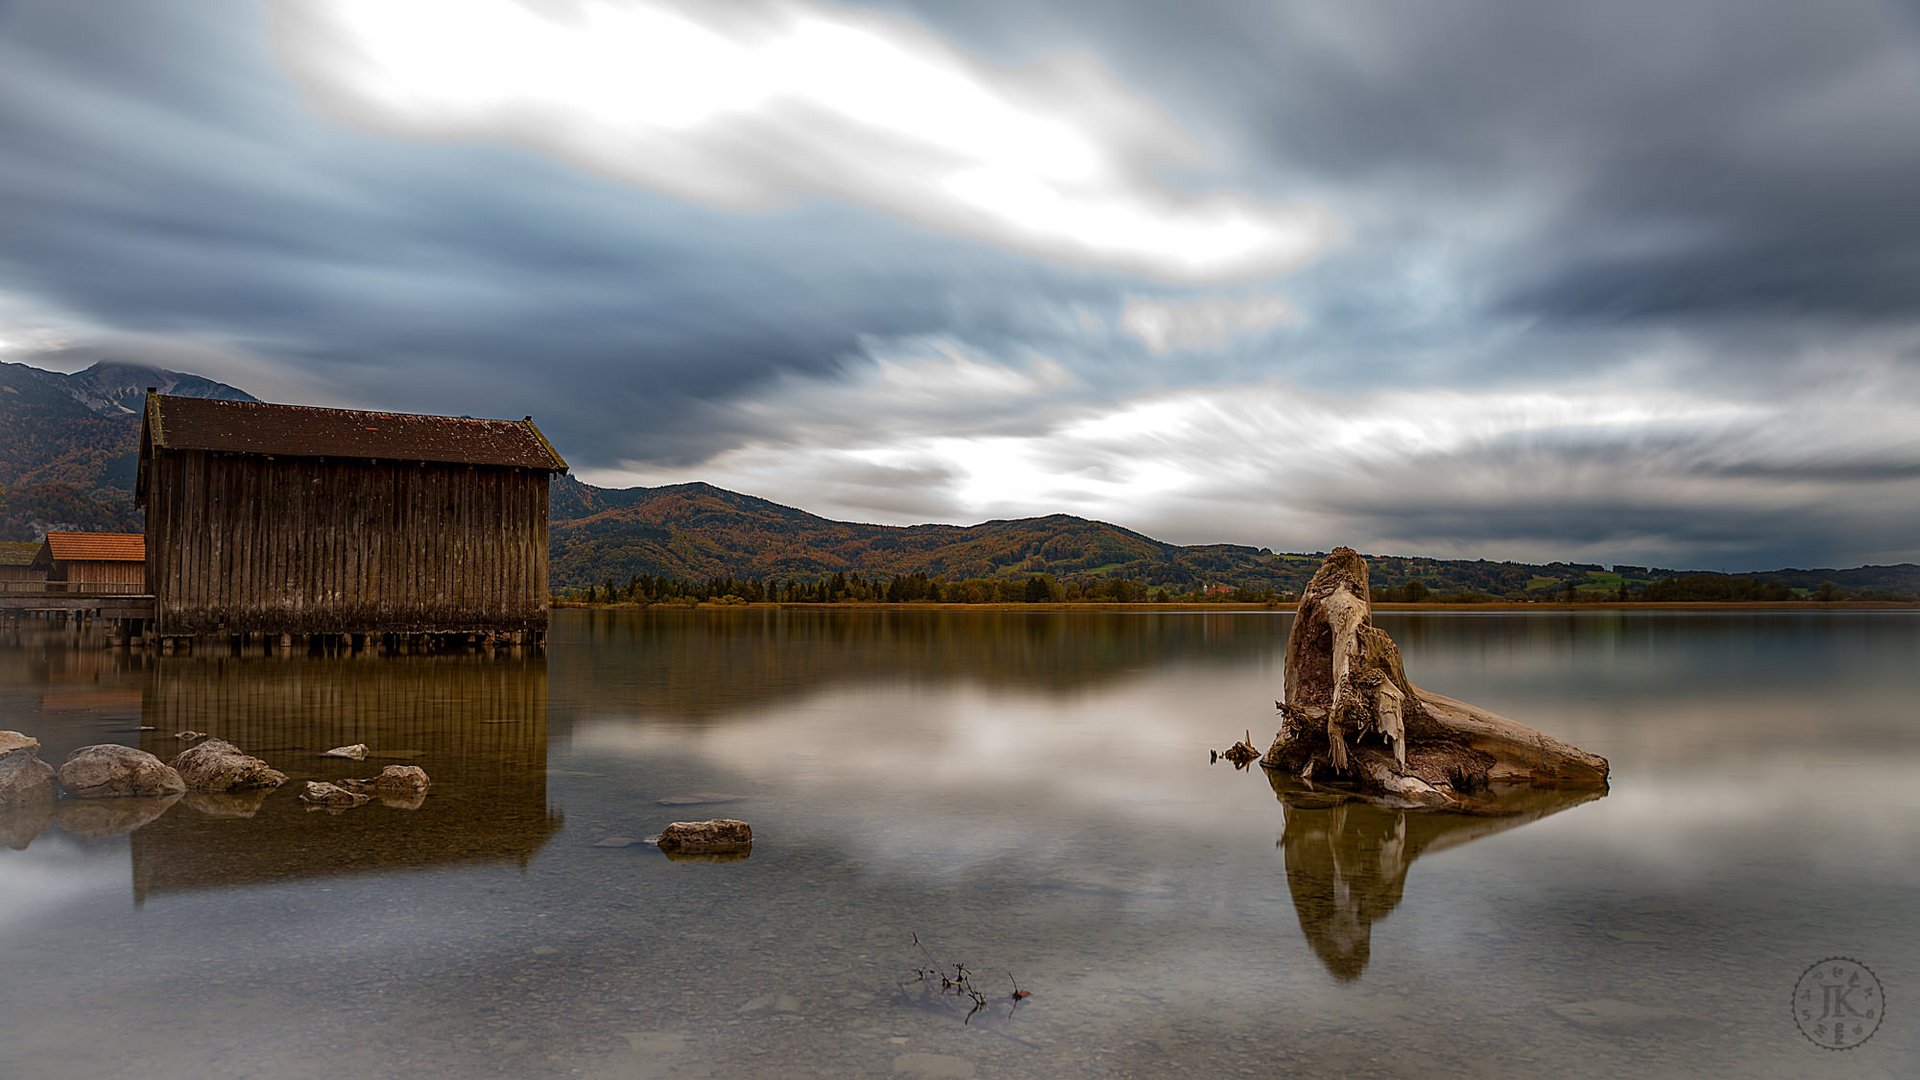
[552,599,1920,612]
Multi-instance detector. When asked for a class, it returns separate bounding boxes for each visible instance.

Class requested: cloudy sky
[3,0,1919,570]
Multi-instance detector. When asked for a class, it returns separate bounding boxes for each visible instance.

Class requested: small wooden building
[137,392,568,638]
[0,541,46,591]
[32,532,146,593]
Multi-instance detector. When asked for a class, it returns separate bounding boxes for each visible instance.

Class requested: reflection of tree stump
[1281,796,1406,980]
[1264,548,1608,808]
[1271,773,1605,979]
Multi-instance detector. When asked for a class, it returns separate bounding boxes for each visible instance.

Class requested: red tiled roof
[44,532,145,562]
[146,395,568,471]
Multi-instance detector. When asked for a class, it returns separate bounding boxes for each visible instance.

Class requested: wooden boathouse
[32,532,147,593]
[137,392,567,644]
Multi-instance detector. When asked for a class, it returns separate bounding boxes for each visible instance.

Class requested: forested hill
[549,475,1201,583]
[546,476,1920,600]
[0,360,254,536]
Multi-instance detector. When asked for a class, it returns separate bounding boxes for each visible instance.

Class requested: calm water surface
[1,608,1915,1078]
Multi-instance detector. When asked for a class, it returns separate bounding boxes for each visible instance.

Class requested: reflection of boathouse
[137,392,568,640]
[129,654,561,904]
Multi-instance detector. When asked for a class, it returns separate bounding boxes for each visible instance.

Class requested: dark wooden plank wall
[148,450,551,635]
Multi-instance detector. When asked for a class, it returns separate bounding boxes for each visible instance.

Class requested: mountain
[545,476,1920,598]
[548,476,1209,584]
[543,475,1528,594]
[0,360,254,537]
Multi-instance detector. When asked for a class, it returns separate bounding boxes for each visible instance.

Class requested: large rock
[0,732,52,844]
[374,764,430,794]
[0,731,57,809]
[169,739,287,793]
[1264,548,1608,808]
[57,744,187,799]
[656,818,753,854]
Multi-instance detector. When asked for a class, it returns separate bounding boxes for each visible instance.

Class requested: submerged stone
[342,765,432,797]
[891,1053,977,1079]
[656,792,744,806]
[737,993,804,1015]
[618,1032,687,1055]
[298,780,370,810]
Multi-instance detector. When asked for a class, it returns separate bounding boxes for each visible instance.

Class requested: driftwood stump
[1263,548,1608,808]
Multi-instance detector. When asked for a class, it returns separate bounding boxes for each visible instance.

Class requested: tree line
[559,570,1915,605]
[561,571,1287,605]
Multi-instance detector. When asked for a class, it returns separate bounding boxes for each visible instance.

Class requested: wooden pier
[0,591,154,647]
[1,593,539,655]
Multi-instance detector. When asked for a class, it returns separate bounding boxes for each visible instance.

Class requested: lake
[1,607,1915,1078]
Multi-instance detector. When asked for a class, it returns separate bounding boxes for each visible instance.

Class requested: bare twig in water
[1006,971,1033,1018]
[901,935,1027,1026]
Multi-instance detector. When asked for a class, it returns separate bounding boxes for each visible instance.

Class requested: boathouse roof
[42,532,146,562]
[142,393,570,472]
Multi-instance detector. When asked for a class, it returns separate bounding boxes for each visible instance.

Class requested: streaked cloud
[1120,292,1298,354]
[595,341,1920,567]
[276,0,1330,282]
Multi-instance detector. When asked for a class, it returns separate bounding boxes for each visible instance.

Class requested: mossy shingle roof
[0,541,41,567]
[146,394,568,471]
